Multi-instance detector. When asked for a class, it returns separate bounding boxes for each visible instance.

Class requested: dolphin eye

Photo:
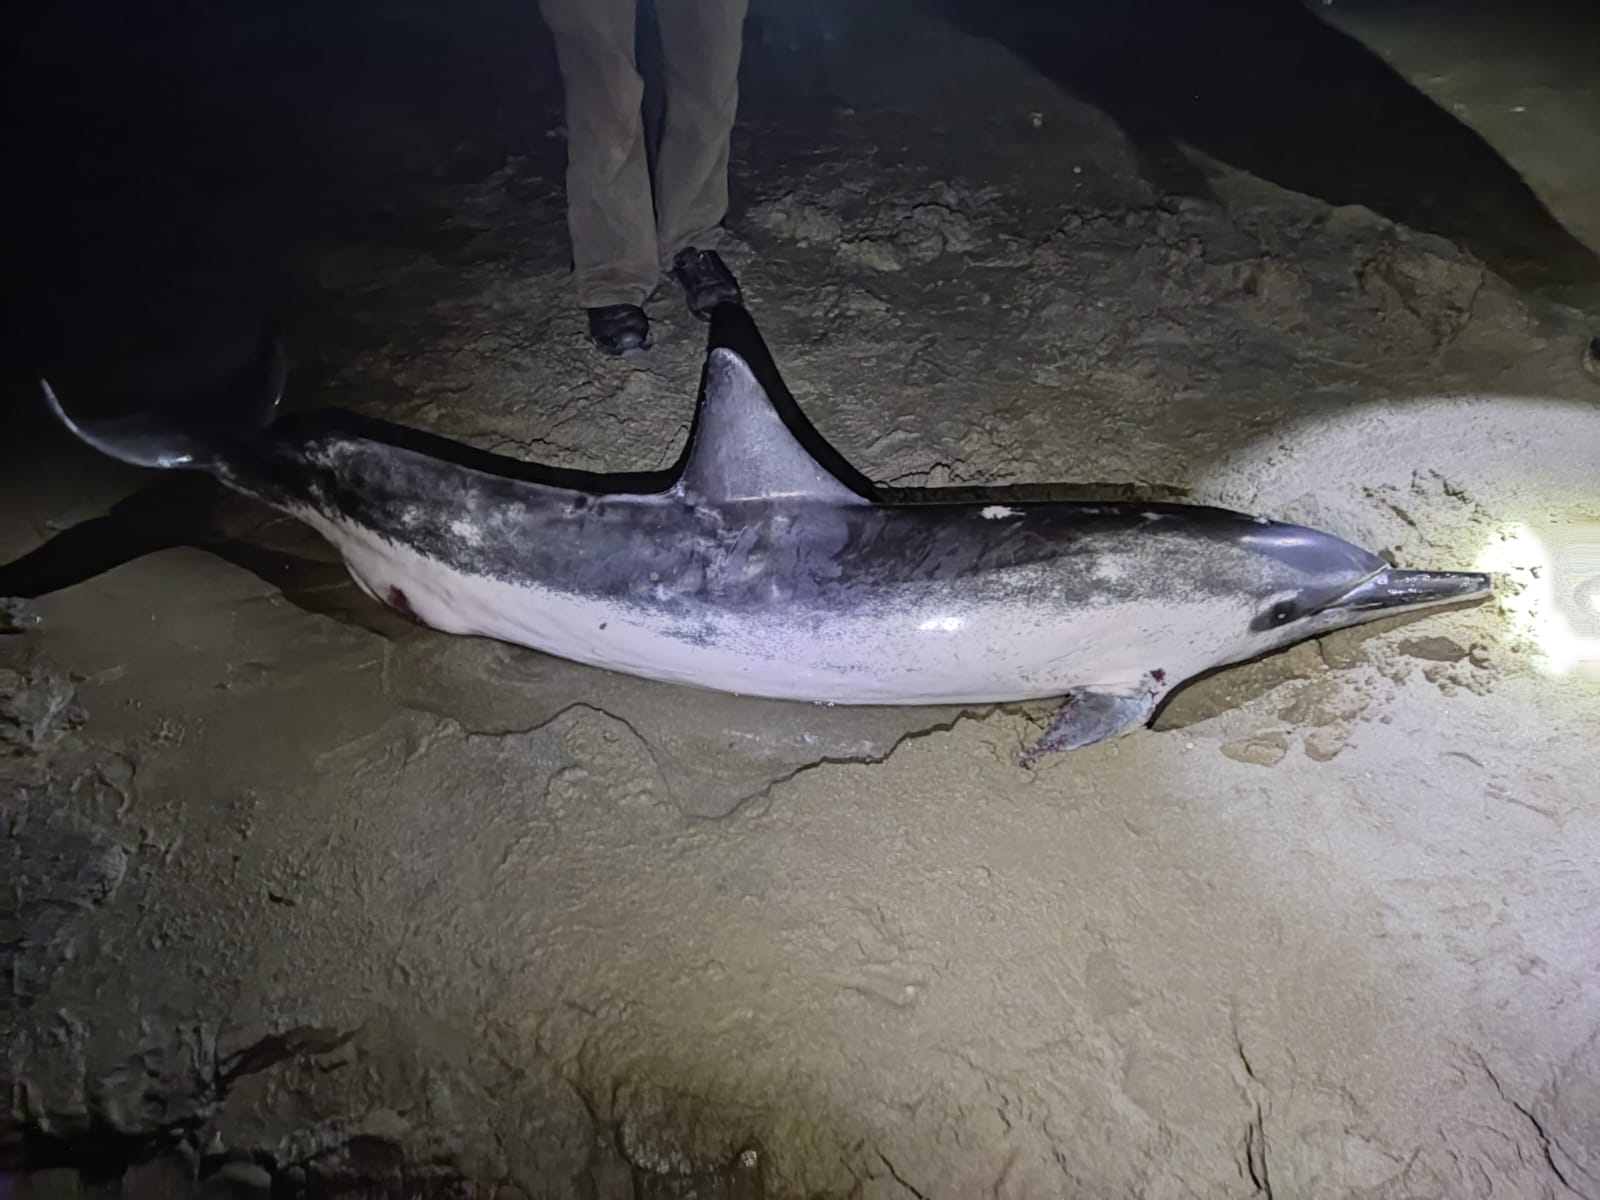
[1251,598,1308,632]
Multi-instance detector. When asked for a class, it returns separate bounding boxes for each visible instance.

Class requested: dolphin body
[39,306,1491,759]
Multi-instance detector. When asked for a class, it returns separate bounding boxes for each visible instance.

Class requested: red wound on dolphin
[385,586,420,623]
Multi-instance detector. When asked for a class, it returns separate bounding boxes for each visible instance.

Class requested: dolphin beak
[1330,568,1493,617]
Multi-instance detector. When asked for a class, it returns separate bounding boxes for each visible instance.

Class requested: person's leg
[538,0,659,350]
[651,0,749,268]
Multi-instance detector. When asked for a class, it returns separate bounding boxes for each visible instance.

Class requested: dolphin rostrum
[38,305,1491,761]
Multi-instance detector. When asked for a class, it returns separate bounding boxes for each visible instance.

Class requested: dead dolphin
[38,305,1491,760]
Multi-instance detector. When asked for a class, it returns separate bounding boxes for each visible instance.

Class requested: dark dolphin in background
[32,305,1490,761]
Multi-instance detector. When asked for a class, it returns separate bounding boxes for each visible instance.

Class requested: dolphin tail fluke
[39,332,285,471]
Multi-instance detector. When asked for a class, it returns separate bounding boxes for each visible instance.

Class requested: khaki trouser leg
[539,0,660,307]
[651,0,749,264]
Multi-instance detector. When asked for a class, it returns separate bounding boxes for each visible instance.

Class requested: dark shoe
[671,247,743,320]
[586,304,650,355]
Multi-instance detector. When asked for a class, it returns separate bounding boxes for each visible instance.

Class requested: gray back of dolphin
[37,304,1492,757]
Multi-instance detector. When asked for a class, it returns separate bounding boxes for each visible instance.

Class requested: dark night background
[4,0,1600,1195]
[4,0,1596,404]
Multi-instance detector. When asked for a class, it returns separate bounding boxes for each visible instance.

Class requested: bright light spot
[919,616,963,633]
[1474,521,1600,679]
[980,505,1019,520]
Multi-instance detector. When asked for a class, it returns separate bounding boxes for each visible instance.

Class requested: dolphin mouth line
[1328,568,1494,616]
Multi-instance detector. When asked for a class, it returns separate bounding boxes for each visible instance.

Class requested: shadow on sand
[932,0,1600,305]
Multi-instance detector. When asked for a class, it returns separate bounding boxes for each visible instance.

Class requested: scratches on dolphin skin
[448,517,484,546]
[1092,557,1129,583]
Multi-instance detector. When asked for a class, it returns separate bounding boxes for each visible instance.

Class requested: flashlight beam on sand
[1475,521,1600,678]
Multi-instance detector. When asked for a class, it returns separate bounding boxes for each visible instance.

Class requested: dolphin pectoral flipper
[1019,689,1158,768]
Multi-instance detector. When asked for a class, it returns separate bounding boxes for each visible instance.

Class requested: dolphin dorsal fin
[674,346,871,505]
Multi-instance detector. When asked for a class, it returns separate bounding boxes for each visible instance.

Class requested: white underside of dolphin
[37,305,1492,758]
[313,501,1254,706]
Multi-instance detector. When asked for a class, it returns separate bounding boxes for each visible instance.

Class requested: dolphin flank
[37,305,1492,761]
